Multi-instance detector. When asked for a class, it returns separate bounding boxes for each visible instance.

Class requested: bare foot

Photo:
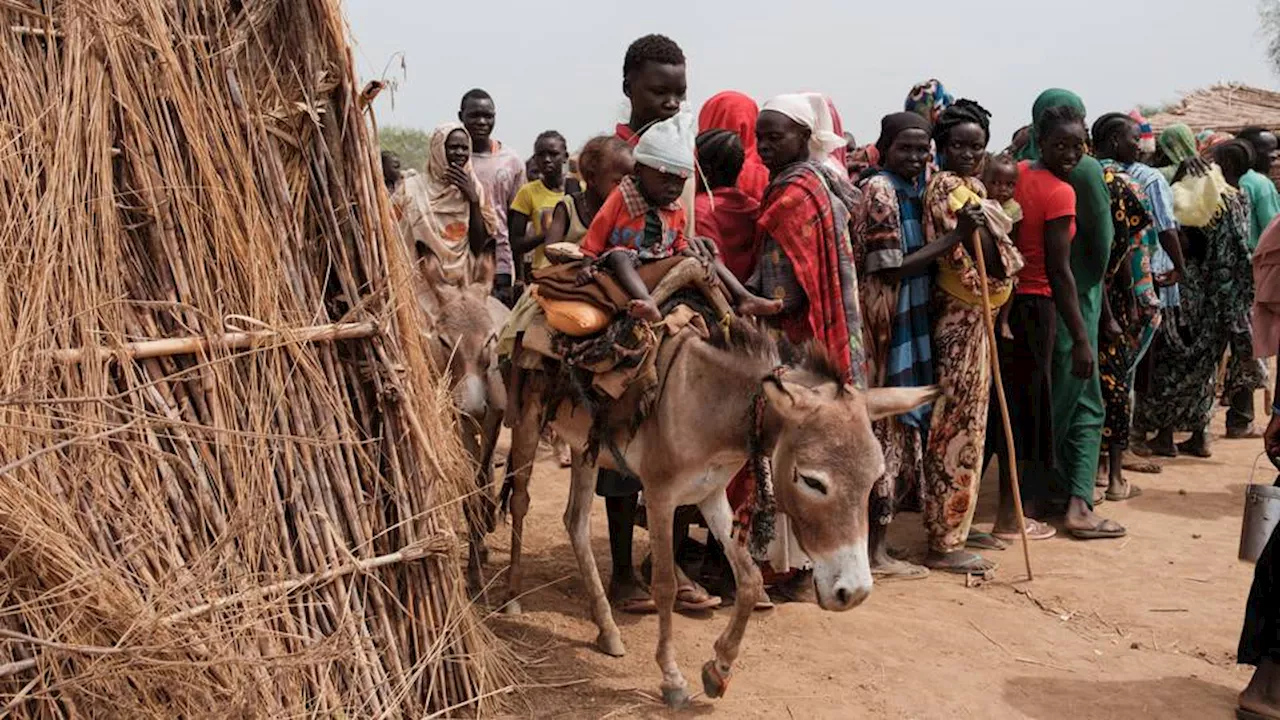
[737,295,783,317]
[1241,657,1280,719]
[628,298,662,322]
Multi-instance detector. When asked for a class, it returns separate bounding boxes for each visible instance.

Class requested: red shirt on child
[581,176,688,260]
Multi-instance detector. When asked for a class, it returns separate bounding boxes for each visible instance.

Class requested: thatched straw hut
[1146,83,1280,136]
[0,0,512,716]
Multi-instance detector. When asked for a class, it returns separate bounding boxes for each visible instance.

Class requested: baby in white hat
[579,113,780,321]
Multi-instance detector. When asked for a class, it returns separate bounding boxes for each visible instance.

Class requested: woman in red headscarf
[698,91,770,200]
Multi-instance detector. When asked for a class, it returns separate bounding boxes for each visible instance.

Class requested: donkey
[417,258,510,594]
[502,315,937,708]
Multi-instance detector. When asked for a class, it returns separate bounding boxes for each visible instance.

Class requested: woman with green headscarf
[1008,88,1126,540]
[1156,124,1200,183]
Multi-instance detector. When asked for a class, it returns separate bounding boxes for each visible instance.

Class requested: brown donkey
[418,261,510,593]
[502,319,937,708]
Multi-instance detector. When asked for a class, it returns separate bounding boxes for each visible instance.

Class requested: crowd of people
[379,32,1280,711]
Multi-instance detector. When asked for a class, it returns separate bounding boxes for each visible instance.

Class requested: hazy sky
[346,0,1275,157]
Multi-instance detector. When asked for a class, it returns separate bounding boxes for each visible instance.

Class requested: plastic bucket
[1240,454,1280,563]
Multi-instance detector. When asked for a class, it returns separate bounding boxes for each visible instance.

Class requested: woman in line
[740,92,864,592]
[1137,139,1256,459]
[1091,114,1160,502]
[920,100,1024,572]
[853,111,954,577]
[987,100,1088,542]
[1011,89,1124,540]
[698,91,770,201]
[393,122,499,288]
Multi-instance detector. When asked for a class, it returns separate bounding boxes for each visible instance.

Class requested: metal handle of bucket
[1251,451,1271,487]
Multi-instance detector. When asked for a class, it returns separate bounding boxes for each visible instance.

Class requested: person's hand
[1153,270,1180,288]
[574,263,597,286]
[1070,340,1095,379]
[1267,411,1280,470]
[446,165,479,203]
[1173,156,1211,183]
[955,202,986,239]
[688,236,720,262]
[1101,316,1122,342]
[999,319,1014,341]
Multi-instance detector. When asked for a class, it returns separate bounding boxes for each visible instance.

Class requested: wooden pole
[968,230,1034,581]
[47,321,377,364]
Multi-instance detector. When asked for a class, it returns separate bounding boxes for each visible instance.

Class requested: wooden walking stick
[968,226,1034,581]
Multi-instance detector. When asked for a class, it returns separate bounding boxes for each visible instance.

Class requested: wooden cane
[968,228,1034,581]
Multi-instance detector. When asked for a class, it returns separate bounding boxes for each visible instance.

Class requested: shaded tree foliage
[379,126,429,172]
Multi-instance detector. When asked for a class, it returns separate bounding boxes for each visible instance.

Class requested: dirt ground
[480,399,1268,719]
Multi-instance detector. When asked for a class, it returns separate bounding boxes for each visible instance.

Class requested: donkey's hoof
[595,632,625,657]
[661,685,691,709]
[701,660,730,699]
[500,599,522,615]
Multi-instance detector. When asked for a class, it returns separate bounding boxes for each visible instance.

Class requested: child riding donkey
[577,113,781,321]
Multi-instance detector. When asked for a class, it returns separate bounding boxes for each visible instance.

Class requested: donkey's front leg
[645,494,690,708]
[563,452,624,656]
[697,489,765,699]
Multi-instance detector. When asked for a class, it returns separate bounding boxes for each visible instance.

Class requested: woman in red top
[988,105,1086,542]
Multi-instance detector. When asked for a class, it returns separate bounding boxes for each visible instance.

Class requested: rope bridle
[736,365,787,558]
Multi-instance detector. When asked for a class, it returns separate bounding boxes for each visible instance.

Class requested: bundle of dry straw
[0,0,513,716]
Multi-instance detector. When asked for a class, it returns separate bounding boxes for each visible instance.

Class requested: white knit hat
[633,112,696,178]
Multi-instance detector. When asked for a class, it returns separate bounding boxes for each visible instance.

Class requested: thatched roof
[1146,83,1280,134]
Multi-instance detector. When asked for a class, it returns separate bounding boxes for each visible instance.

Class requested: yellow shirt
[511,180,565,270]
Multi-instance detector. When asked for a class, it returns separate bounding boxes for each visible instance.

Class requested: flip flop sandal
[965,531,1009,552]
[993,519,1057,542]
[871,562,930,582]
[614,595,657,615]
[1069,519,1127,540]
[1122,460,1162,474]
[1106,484,1144,502]
[925,553,998,575]
[1093,488,1107,505]
[676,584,721,613]
[1148,443,1178,458]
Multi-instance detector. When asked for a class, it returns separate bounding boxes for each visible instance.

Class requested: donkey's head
[417,255,507,420]
[762,362,937,612]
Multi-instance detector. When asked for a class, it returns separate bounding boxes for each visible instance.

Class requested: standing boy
[460,88,526,306]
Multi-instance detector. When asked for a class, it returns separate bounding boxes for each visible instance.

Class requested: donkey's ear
[863,386,941,421]
[763,377,819,423]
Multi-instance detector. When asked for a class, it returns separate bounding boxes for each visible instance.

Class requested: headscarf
[1016,88,1085,162]
[699,91,769,200]
[1129,109,1155,155]
[1197,129,1234,156]
[826,96,849,176]
[875,111,932,161]
[395,121,499,286]
[761,93,847,167]
[1158,124,1198,166]
[1253,215,1280,358]
[1156,124,1199,183]
[904,79,954,126]
[634,112,696,178]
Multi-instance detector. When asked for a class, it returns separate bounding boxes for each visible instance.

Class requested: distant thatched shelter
[1146,83,1280,135]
